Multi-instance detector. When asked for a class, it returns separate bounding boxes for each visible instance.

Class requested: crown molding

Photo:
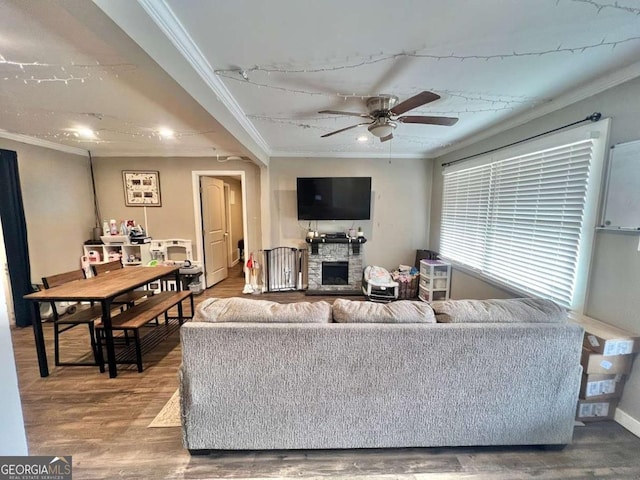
[433,60,640,160]
[92,149,252,159]
[137,0,271,157]
[0,130,88,156]
[0,131,256,160]
[271,150,431,159]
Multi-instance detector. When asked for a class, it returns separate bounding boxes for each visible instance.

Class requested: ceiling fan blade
[318,110,371,118]
[398,115,458,126]
[380,133,394,143]
[390,91,441,115]
[370,56,415,94]
[321,123,370,138]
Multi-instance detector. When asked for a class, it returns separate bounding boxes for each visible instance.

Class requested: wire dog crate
[262,247,307,292]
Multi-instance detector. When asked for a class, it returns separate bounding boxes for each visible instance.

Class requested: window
[440,120,609,310]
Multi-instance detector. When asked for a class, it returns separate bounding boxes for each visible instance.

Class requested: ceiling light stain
[74,127,96,139]
[158,127,175,139]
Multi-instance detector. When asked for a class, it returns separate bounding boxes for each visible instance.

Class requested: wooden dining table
[24,265,181,378]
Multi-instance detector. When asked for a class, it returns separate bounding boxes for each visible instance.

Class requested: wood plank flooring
[10,264,640,479]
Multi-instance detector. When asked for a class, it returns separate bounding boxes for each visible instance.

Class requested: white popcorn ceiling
[1,0,639,162]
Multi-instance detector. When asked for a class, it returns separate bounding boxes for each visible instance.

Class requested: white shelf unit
[83,243,152,267]
[418,259,451,302]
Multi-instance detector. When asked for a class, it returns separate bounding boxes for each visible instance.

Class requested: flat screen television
[297,177,372,220]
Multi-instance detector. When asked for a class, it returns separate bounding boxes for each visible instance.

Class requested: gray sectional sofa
[179,297,584,453]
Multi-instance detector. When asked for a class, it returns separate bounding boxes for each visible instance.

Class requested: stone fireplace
[306,238,365,294]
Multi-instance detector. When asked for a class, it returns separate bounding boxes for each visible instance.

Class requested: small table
[25,265,180,378]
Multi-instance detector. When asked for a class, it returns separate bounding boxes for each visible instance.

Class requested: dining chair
[42,269,103,367]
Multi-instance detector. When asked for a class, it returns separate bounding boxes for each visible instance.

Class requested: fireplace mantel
[306,236,366,256]
[305,237,367,244]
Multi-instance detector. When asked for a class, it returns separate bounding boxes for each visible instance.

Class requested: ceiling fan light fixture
[319,92,456,140]
[368,121,396,138]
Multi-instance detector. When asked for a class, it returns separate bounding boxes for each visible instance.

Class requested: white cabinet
[83,243,151,267]
[418,259,451,302]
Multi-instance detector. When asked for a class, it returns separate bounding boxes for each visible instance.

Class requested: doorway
[192,171,248,289]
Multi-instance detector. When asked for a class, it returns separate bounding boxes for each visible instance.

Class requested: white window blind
[441,164,491,270]
[441,138,597,307]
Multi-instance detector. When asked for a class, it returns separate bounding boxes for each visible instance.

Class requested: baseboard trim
[615,407,640,438]
[305,289,363,296]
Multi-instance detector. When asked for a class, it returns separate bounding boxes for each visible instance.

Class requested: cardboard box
[572,314,640,355]
[576,399,619,422]
[579,373,625,400]
[581,348,633,375]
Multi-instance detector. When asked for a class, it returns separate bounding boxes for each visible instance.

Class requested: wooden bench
[96,290,194,372]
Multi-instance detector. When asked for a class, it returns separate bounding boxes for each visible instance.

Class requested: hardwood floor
[11,263,640,479]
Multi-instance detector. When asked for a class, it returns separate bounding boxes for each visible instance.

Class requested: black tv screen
[297,177,372,220]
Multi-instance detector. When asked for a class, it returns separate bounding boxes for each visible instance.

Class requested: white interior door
[201,177,229,287]
[224,183,234,267]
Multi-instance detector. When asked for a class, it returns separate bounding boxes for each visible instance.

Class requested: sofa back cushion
[195,297,332,323]
[431,297,567,324]
[333,298,436,323]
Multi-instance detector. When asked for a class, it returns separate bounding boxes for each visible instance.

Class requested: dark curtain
[0,149,33,327]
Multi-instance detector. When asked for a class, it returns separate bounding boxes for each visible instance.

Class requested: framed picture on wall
[122,171,162,206]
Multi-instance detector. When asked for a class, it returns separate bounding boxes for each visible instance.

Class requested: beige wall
[269,157,432,270]
[430,76,640,427]
[92,157,261,262]
[0,139,94,282]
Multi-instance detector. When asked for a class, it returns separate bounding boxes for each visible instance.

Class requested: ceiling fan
[319,91,458,142]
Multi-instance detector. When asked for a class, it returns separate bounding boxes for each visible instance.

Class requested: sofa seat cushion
[195,297,332,323]
[333,298,436,323]
[431,297,567,324]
